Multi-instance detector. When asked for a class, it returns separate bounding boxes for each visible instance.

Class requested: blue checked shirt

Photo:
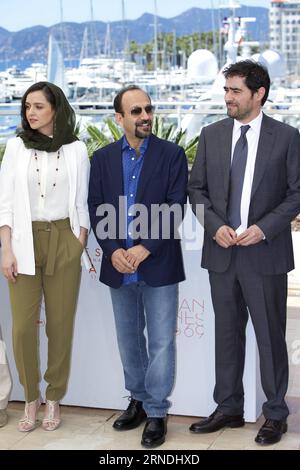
[122,135,149,285]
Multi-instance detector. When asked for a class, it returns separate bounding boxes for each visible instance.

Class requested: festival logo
[177,298,204,338]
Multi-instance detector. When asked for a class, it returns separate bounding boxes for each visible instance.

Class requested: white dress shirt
[28,147,69,222]
[231,111,263,235]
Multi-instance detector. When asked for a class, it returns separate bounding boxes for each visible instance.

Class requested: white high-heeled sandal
[42,400,61,431]
[18,397,41,432]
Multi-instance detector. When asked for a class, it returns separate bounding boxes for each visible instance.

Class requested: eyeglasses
[130,105,155,116]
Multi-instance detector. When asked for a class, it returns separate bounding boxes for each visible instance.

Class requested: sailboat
[47,33,67,94]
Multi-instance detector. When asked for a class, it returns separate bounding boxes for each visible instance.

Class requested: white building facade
[269,0,300,74]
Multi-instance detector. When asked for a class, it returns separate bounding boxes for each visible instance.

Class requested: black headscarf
[18,81,78,152]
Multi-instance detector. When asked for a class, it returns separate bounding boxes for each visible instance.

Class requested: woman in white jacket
[0,82,90,432]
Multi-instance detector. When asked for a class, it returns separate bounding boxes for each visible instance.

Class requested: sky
[1,0,271,32]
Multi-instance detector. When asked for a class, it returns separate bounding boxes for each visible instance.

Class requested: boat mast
[220,0,240,64]
[153,0,158,71]
[210,0,218,63]
[59,0,64,59]
[121,0,128,80]
[89,0,100,57]
[172,29,177,68]
[121,0,129,61]
[104,23,111,57]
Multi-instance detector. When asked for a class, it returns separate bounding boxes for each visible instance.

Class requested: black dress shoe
[255,419,287,445]
[113,399,147,431]
[189,410,245,433]
[141,418,167,448]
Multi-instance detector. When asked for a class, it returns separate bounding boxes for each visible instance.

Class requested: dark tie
[227,125,250,230]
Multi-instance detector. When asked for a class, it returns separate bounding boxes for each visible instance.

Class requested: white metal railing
[1,101,299,136]
[1,101,300,115]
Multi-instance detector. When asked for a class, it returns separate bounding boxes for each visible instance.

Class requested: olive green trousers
[9,219,83,402]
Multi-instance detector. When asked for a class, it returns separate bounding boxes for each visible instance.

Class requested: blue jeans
[110,281,178,417]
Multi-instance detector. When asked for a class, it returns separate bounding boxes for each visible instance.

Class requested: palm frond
[164,123,176,141]
[0,144,5,164]
[86,140,103,159]
[85,116,199,163]
[185,135,199,153]
[74,120,81,137]
[152,115,159,135]
[173,128,186,146]
[105,119,123,141]
[86,124,111,158]
[185,141,199,164]
[86,125,110,146]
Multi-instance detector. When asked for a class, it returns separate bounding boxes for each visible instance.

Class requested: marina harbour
[1,0,300,146]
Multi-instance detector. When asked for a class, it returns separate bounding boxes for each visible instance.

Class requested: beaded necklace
[33,150,60,199]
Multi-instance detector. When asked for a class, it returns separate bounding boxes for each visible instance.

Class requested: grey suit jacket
[188,113,300,274]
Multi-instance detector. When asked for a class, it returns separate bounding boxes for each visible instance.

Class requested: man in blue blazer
[88,85,188,448]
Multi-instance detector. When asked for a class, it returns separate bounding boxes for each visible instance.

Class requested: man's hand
[236,225,264,246]
[214,225,237,248]
[125,245,151,270]
[111,248,135,273]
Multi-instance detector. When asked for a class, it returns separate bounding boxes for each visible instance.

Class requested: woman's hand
[78,227,88,249]
[1,249,18,283]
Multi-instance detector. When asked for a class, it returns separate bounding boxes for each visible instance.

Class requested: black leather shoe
[141,418,167,448]
[255,419,287,445]
[189,410,245,433]
[113,399,147,431]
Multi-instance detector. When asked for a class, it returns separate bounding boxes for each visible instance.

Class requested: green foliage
[74,121,81,137]
[184,135,199,163]
[106,119,123,141]
[129,31,222,69]
[0,117,199,165]
[152,114,164,137]
[85,124,111,158]
[0,144,5,163]
[85,116,198,164]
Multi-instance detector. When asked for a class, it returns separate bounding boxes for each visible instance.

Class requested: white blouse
[28,147,70,222]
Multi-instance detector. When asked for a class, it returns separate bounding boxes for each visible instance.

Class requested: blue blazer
[88,134,188,288]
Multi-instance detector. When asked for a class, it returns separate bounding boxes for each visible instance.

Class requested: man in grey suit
[188,60,300,445]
